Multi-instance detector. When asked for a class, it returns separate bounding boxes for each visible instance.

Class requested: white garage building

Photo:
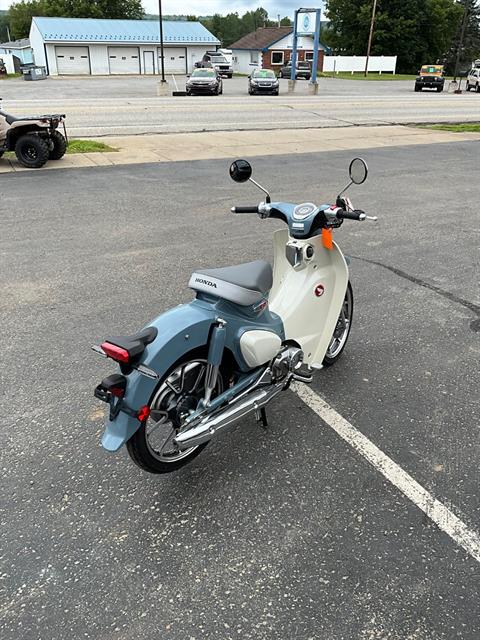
[29,16,220,76]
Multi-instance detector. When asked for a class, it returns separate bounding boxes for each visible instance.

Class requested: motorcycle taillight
[101,342,130,363]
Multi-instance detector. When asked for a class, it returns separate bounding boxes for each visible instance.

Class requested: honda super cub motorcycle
[92,157,377,474]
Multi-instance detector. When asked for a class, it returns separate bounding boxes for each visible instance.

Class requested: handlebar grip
[231,206,259,214]
[337,209,366,221]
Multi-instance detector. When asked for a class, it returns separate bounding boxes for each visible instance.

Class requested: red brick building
[230,26,328,75]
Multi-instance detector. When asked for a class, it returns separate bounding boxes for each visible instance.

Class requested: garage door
[108,47,140,75]
[157,47,186,74]
[55,46,90,75]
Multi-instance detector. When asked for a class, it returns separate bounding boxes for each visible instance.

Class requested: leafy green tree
[201,7,279,47]
[325,0,467,73]
[445,0,480,73]
[9,0,48,39]
[9,0,144,39]
[0,10,11,41]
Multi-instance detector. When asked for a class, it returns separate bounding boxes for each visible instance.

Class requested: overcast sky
[0,1,304,18]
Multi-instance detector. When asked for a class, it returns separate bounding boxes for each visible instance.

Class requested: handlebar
[337,209,365,221]
[231,206,259,214]
[336,208,378,222]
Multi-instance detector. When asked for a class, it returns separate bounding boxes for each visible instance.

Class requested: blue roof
[33,17,220,44]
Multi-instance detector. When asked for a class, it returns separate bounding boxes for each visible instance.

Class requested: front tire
[15,134,49,168]
[126,355,226,474]
[49,130,67,160]
[322,281,353,366]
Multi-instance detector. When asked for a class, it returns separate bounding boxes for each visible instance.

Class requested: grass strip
[421,123,480,133]
[3,138,117,159]
[66,139,117,153]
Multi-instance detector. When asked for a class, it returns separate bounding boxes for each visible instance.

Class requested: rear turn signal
[101,342,130,363]
[137,405,150,422]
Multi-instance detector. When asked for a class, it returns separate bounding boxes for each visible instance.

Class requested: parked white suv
[196,51,233,78]
[466,68,480,92]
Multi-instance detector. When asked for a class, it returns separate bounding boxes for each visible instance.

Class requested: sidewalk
[1,125,479,173]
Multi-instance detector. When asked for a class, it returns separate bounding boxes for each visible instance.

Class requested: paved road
[1,142,479,639]
[1,75,479,136]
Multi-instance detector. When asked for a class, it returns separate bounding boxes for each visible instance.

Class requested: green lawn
[422,123,480,133]
[66,139,117,154]
[0,73,22,80]
[3,139,117,159]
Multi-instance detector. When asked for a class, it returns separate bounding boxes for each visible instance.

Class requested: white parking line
[294,384,480,564]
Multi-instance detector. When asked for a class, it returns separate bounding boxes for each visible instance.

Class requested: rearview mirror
[349,157,368,185]
[229,159,252,183]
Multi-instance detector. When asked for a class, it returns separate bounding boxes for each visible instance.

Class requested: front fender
[101,300,217,452]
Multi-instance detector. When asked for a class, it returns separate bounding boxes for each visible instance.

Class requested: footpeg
[292,365,313,383]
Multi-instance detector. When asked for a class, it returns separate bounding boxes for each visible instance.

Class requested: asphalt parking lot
[2,74,416,99]
[1,75,479,136]
[1,141,479,639]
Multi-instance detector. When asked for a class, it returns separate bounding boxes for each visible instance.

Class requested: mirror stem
[249,177,271,203]
[337,180,353,199]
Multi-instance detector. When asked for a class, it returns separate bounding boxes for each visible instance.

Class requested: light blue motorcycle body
[101,293,284,452]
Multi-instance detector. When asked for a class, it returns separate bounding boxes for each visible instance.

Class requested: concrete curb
[1,125,479,174]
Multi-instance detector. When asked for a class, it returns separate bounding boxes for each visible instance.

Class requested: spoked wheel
[126,357,224,474]
[323,281,354,366]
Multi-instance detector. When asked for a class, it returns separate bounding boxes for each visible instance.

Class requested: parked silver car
[186,68,223,96]
[248,69,279,95]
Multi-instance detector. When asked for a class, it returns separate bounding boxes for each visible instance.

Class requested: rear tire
[322,281,353,367]
[15,134,49,168]
[126,354,227,474]
[49,130,67,160]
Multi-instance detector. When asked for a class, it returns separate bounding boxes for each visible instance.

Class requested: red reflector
[101,342,130,363]
[137,405,150,422]
[110,387,125,398]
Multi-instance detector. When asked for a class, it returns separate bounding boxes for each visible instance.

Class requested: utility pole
[453,4,469,82]
[364,0,378,77]
[158,0,166,82]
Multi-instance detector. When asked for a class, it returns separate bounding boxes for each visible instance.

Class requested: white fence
[0,53,17,74]
[323,55,397,74]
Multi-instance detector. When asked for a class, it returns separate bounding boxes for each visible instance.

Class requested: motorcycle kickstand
[255,407,269,430]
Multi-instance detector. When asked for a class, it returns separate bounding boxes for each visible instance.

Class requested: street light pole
[364,0,378,77]
[453,5,469,83]
[158,0,166,82]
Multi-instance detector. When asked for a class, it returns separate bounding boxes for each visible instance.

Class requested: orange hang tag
[322,228,333,250]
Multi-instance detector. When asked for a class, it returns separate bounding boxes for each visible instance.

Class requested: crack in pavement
[351,256,480,332]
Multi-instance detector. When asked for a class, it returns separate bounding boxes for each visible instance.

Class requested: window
[305,51,314,61]
[250,51,259,64]
[271,51,284,65]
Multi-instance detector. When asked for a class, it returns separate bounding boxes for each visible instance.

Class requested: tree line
[325,0,479,74]
[1,1,478,75]
[2,1,144,40]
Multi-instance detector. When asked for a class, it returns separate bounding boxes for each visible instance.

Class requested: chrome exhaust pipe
[174,383,285,450]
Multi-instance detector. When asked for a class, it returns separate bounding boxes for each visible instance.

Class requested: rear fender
[101,300,217,452]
